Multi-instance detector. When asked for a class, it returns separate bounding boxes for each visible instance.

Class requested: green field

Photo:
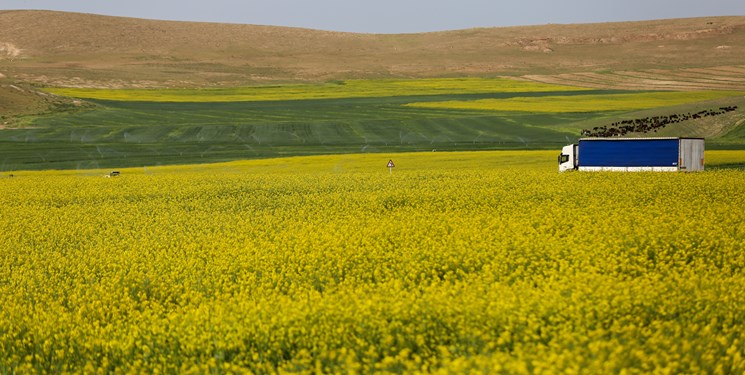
[2,78,745,171]
[0,94,591,171]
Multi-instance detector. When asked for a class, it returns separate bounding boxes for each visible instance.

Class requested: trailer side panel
[579,139,679,168]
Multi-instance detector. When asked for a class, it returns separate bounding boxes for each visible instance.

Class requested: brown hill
[2,10,745,90]
[0,81,93,125]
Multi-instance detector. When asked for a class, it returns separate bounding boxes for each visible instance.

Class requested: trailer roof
[579,137,705,141]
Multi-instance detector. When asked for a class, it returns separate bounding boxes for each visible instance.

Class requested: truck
[558,137,704,172]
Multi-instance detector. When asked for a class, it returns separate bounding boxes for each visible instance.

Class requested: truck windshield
[558,154,569,164]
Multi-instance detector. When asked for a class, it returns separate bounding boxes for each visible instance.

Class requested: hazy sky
[2,0,745,33]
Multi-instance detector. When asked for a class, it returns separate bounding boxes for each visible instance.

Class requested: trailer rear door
[679,138,705,171]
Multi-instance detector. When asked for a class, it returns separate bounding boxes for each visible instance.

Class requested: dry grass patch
[525,65,745,91]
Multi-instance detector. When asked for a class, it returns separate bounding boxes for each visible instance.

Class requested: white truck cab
[558,144,577,172]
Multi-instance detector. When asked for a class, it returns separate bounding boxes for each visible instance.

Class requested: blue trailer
[558,137,704,172]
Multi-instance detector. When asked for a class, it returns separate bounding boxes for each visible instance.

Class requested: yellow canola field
[42,78,588,103]
[1,151,744,374]
[405,91,745,113]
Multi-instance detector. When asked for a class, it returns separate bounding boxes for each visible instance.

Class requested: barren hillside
[2,10,745,89]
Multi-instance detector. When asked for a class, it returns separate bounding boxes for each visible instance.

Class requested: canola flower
[1,151,744,374]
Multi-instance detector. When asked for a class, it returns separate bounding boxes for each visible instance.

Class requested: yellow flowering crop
[42,78,588,103]
[1,151,744,373]
[405,91,745,113]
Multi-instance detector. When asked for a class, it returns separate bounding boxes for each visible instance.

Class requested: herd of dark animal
[581,106,739,137]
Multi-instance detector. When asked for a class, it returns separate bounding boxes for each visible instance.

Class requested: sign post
[387,160,395,174]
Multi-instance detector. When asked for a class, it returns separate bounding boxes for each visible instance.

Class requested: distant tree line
[581,106,738,137]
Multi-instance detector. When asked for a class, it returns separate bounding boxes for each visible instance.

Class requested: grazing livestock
[581,106,738,137]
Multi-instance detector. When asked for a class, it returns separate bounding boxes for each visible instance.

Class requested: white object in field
[558,144,576,172]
